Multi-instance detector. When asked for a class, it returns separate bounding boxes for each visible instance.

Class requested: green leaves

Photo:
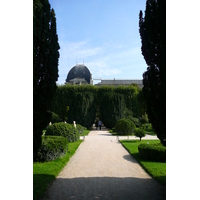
[51,84,146,129]
[115,118,136,135]
[134,127,146,141]
[33,0,60,160]
[139,0,166,146]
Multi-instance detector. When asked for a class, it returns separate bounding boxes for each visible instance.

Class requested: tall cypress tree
[139,0,166,146]
[33,0,60,160]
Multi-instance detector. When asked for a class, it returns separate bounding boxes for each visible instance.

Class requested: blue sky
[49,0,147,85]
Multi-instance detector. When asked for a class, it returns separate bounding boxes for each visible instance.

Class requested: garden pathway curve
[43,126,166,200]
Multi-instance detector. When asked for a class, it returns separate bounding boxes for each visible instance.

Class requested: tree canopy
[139,0,166,146]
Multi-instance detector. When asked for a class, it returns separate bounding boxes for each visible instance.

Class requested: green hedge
[76,124,87,133]
[45,122,79,142]
[38,136,68,162]
[115,118,136,135]
[51,112,62,124]
[51,85,146,129]
[100,93,126,128]
[138,143,166,162]
[67,91,96,129]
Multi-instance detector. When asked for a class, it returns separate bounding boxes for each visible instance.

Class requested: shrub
[134,127,146,141]
[139,113,149,124]
[51,112,62,123]
[76,124,87,134]
[138,143,166,162]
[38,136,68,162]
[45,122,79,142]
[144,123,154,132]
[115,118,136,135]
[132,117,141,127]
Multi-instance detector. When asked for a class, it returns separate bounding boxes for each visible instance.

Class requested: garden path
[43,126,166,200]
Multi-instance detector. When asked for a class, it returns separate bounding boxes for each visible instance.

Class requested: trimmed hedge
[38,136,68,162]
[115,118,136,135]
[100,92,126,129]
[138,143,166,162]
[51,85,146,129]
[45,122,79,142]
[76,124,87,134]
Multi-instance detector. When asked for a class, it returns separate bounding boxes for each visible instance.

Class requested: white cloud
[87,60,121,78]
[60,40,102,61]
[56,39,145,84]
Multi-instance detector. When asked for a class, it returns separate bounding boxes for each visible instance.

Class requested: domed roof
[66,64,91,84]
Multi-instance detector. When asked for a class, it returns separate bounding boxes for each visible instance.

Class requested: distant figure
[73,121,76,128]
[98,120,102,130]
[95,120,99,130]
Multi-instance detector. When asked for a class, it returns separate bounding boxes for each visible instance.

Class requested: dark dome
[66,64,91,84]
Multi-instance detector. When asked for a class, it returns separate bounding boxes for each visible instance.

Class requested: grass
[79,129,90,136]
[33,140,82,200]
[109,128,156,136]
[120,140,166,185]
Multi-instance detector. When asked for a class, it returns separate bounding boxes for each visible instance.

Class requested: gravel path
[43,127,166,200]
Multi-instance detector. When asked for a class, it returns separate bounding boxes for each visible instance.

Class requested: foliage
[51,84,147,129]
[138,143,166,162]
[51,112,62,123]
[79,129,90,136]
[121,140,166,185]
[131,117,141,127]
[68,91,96,129]
[33,140,82,200]
[45,122,79,142]
[115,118,136,135]
[33,0,60,160]
[124,109,133,118]
[76,124,87,134]
[37,136,68,162]
[143,123,154,131]
[134,127,146,141]
[139,0,166,146]
[139,113,149,124]
[100,92,126,128]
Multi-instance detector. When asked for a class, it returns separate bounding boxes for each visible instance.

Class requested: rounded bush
[134,127,146,140]
[76,124,86,134]
[115,118,136,135]
[45,122,79,142]
[138,143,166,162]
[38,136,68,162]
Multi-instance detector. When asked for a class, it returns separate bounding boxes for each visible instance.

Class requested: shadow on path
[33,174,55,200]
[43,176,166,200]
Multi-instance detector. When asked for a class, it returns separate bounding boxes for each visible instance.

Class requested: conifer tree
[33,0,60,160]
[139,0,166,146]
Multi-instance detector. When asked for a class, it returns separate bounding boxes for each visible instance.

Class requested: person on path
[98,120,102,130]
[95,120,99,130]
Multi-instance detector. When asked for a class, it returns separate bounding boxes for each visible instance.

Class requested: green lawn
[109,129,156,136]
[120,140,166,185]
[79,129,90,136]
[33,140,82,200]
